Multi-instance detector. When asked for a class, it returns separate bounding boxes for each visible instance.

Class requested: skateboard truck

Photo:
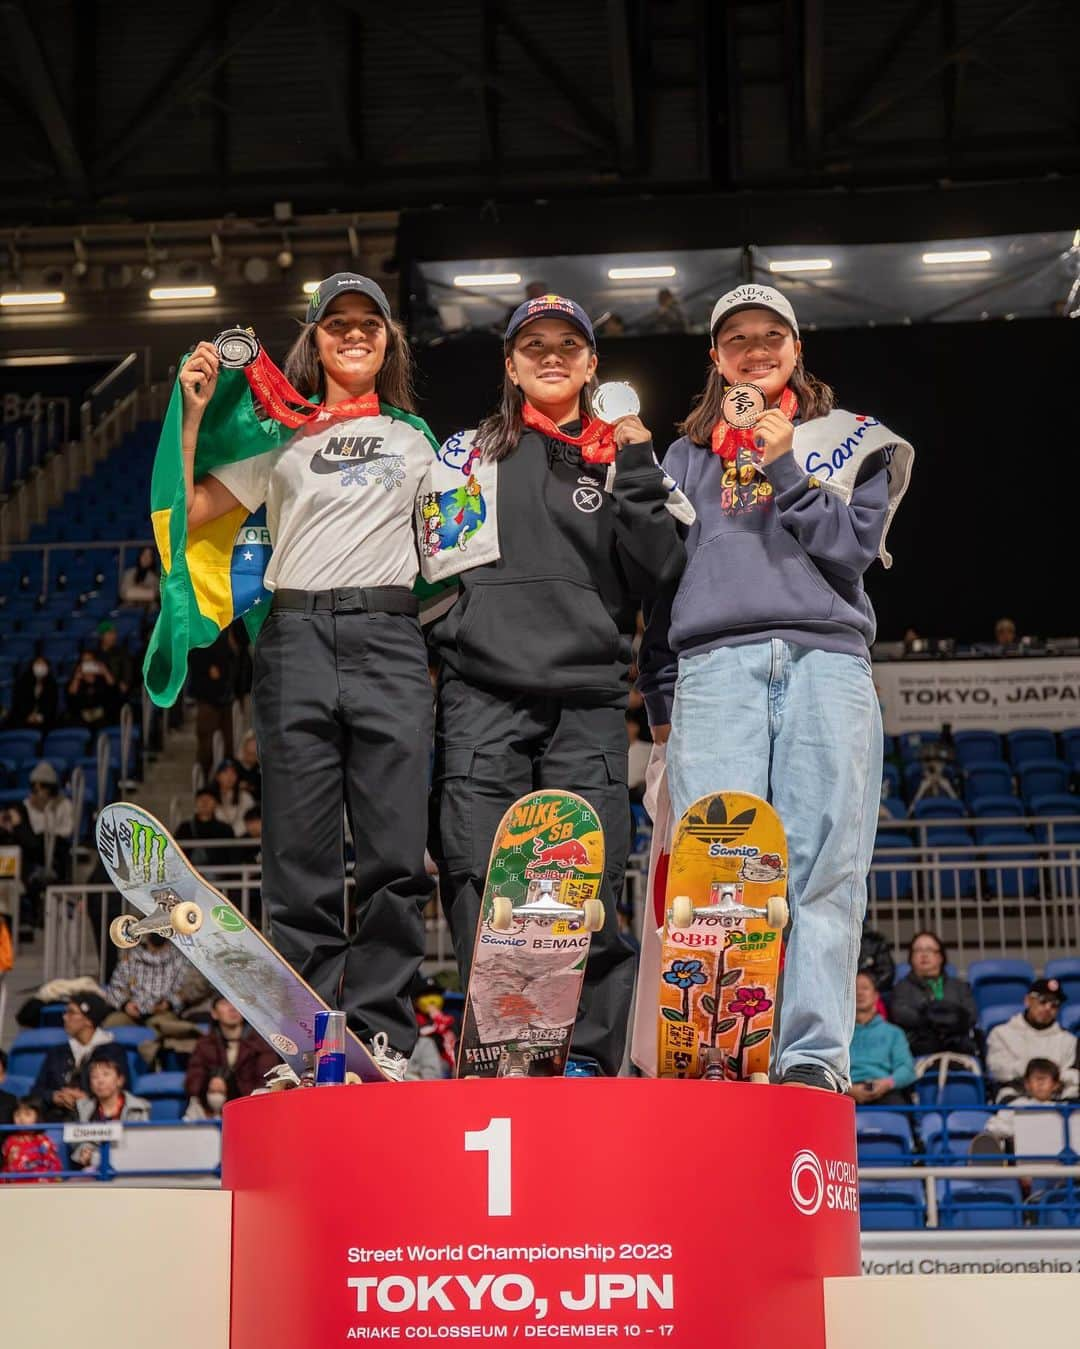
[490,878,605,934]
[109,888,204,948]
[496,1047,534,1078]
[670,881,788,932]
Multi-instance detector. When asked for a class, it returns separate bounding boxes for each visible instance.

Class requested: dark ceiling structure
[1,0,1078,228]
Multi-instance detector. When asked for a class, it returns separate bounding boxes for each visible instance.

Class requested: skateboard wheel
[171,903,203,935]
[766,896,789,930]
[490,895,514,931]
[671,895,695,929]
[749,1072,770,1085]
[582,898,605,933]
[109,914,140,949]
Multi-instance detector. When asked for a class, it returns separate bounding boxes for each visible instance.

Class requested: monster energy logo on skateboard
[129,820,167,883]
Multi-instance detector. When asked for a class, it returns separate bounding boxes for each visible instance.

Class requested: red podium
[224,1080,860,1349]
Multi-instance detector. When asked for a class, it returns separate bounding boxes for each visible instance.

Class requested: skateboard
[95,802,388,1082]
[456,790,606,1078]
[657,792,789,1080]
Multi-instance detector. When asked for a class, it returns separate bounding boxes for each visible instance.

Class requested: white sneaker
[366,1031,409,1082]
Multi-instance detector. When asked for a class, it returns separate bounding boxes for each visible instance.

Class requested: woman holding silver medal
[639,283,913,1093]
[176,273,438,1081]
[428,293,687,1076]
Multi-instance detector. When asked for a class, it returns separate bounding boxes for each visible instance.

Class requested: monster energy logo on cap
[129,820,167,883]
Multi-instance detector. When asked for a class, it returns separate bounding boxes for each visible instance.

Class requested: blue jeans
[668,640,883,1086]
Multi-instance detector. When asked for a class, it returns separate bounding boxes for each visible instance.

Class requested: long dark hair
[282,317,418,413]
[679,348,835,447]
[474,347,600,462]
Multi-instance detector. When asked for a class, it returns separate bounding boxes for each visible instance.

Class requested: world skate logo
[684,798,757,847]
[790,1149,824,1216]
[128,820,167,884]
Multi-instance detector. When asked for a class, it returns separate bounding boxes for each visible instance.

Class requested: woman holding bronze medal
[176,273,437,1081]
[428,293,687,1076]
[638,283,913,1093]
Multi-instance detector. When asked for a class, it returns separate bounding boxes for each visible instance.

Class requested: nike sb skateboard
[456,790,606,1078]
[657,792,789,1081]
[95,802,388,1082]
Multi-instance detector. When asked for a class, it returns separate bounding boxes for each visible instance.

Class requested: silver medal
[213,328,261,369]
[592,381,640,423]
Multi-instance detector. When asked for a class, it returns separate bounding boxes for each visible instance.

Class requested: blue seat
[859,1180,926,1230]
[954,730,1003,766]
[920,1109,992,1161]
[903,761,961,798]
[0,1073,34,1098]
[43,728,92,760]
[2,636,36,667]
[880,795,907,820]
[979,827,1037,898]
[978,1002,1021,1036]
[912,797,967,821]
[870,834,913,901]
[899,732,944,763]
[881,763,901,797]
[1030,1184,1080,1228]
[970,794,1024,820]
[856,1110,914,1165]
[133,1070,188,1122]
[1043,958,1080,1004]
[1062,729,1080,769]
[1019,760,1070,806]
[938,1178,1024,1229]
[963,762,1014,803]
[15,755,70,788]
[108,1025,158,1085]
[968,958,1034,1011]
[0,729,41,761]
[1059,1004,1080,1034]
[922,825,976,898]
[914,1072,985,1108]
[8,1027,68,1082]
[1007,729,1059,767]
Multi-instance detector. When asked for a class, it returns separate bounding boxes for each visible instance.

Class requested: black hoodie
[431,427,685,704]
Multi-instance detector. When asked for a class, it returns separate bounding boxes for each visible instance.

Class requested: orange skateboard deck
[657,792,788,1080]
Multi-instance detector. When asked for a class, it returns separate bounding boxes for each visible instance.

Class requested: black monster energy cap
[306,273,392,325]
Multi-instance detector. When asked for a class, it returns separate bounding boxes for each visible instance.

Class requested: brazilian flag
[143,360,442,708]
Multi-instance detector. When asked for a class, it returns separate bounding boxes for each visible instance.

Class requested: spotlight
[277,234,294,270]
[243,256,271,284]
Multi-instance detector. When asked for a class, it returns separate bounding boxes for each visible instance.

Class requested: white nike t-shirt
[210,413,431,591]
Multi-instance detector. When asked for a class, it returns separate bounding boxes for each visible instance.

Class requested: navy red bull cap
[505,294,595,346]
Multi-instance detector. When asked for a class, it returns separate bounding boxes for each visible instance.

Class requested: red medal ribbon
[521,400,618,464]
[710,386,798,461]
[243,349,380,427]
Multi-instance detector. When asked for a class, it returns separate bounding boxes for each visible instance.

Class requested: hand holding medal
[718,381,794,464]
[593,380,651,447]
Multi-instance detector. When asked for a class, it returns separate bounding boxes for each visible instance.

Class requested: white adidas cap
[710,284,799,339]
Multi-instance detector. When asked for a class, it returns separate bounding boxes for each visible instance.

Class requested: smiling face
[506,318,597,418]
[712,307,800,403]
[314,293,388,397]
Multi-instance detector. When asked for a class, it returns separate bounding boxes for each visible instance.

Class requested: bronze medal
[720,382,767,429]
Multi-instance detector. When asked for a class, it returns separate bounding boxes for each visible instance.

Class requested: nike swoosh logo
[309,451,394,474]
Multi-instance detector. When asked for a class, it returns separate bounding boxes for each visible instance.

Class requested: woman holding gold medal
[427,294,689,1076]
[176,274,438,1080]
[638,283,913,1093]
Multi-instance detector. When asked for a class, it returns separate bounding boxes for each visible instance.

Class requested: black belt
[272,586,418,616]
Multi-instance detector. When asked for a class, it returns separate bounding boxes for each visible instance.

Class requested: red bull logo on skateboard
[526,836,589,880]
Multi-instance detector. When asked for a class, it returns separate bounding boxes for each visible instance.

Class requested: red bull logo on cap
[526,294,575,316]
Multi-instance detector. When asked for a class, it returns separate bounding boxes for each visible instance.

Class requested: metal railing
[0,1118,221,1186]
[0,534,155,600]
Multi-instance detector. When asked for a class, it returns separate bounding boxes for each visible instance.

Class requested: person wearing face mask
[184,1072,230,1121]
[638,284,913,1093]
[183,993,280,1107]
[7,654,59,732]
[428,295,686,1076]
[66,645,117,728]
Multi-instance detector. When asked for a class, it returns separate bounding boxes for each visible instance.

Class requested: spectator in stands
[24,761,74,878]
[236,729,262,803]
[980,1058,1066,1149]
[175,786,236,871]
[184,993,280,1104]
[118,545,160,608]
[70,1047,151,1170]
[66,644,117,728]
[32,992,115,1121]
[986,978,1079,1103]
[650,287,688,334]
[1,1096,63,1180]
[213,758,256,837]
[859,923,896,994]
[95,621,136,702]
[189,628,236,778]
[595,312,626,337]
[848,972,916,1104]
[890,931,979,1059]
[994,616,1017,647]
[0,799,41,935]
[0,1048,17,1125]
[184,1072,229,1121]
[104,931,188,1029]
[6,654,58,732]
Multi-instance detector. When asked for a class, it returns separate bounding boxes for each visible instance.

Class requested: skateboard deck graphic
[657,792,788,1080]
[95,802,387,1082]
[456,790,605,1078]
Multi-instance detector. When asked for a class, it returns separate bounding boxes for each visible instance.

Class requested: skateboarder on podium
[638,284,913,1092]
[428,294,686,1076]
[176,275,438,1081]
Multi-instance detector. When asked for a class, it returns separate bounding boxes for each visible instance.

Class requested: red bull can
[314,1010,346,1086]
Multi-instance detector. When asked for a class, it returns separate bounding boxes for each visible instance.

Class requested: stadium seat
[1029,1183,1080,1228]
[43,728,92,760]
[0,729,42,761]
[978,1002,1020,1037]
[0,1073,34,1098]
[859,1179,926,1230]
[978,826,1038,898]
[963,762,1014,803]
[969,958,1035,1007]
[912,797,968,821]
[921,1109,993,1161]
[2,636,36,668]
[1006,729,1058,767]
[970,794,1025,820]
[8,1027,68,1082]
[870,834,913,901]
[1019,760,1070,806]
[898,732,944,763]
[938,1178,1024,1229]
[914,1070,985,1108]
[881,762,901,797]
[1044,958,1080,1004]
[134,1071,188,1122]
[953,730,1003,767]
[856,1110,914,1164]
[880,795,908,820]
[109,1025,158,1085]
[1059,1004,1080,1034]
[921,825,976,898]
[1062,728,1080,769]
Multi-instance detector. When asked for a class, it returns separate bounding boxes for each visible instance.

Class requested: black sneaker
[780,1063,844,1093]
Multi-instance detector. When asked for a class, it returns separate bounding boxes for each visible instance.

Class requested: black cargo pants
[252,589,433,1055]
[431,673,637,1075]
